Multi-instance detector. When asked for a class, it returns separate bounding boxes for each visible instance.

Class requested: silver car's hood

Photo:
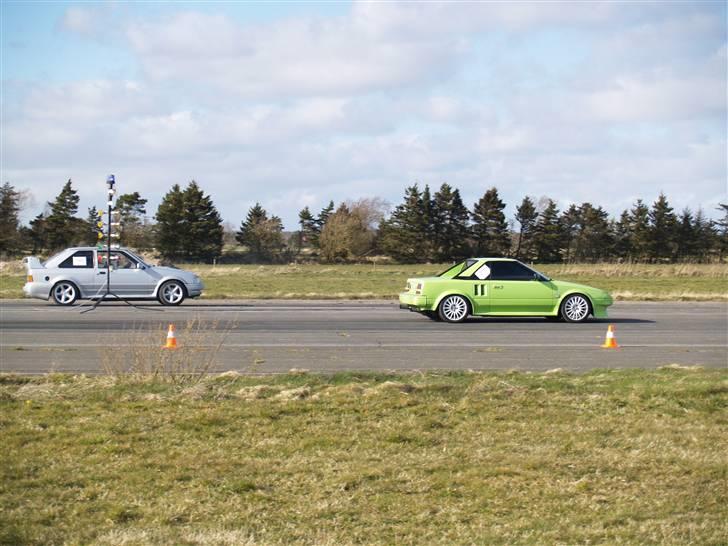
[149,265,196,281]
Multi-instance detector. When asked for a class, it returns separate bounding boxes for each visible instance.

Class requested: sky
[2,0,726,230]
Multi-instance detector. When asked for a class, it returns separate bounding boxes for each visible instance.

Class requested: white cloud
[125,8,467,98]
[60,7,101,37]
[5,2,726,229]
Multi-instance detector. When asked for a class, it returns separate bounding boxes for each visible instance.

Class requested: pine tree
[298,206,318,248]
[715,204,728,260]
[379,185,430,263]
[116,192,147,223]
[573,203,613,262]
[419,185,435,261]
[155,184,186,261]
[236,203,285,262]
[628,200,651,261]
[116,192,149,249]
[183,181,224,261]
[612,210,632,260]
[45,179,84,250]
[514,196,538,260]
[471,187,510,257]
[532,199,562,263]
[431,183,470,262]
[648,193,678,261]
[316,201,335,235]
[84,206,101,246]
[675,208,697,260]
[693,208,716,262]
[0,182,21,254]
[29,214,48,253]
[560,204,581,263]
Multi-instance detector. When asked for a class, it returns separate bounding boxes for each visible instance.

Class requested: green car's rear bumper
[399,292,429,311]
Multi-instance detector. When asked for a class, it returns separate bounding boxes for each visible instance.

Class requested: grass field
[1,368,726,545]
[2,262,727,300]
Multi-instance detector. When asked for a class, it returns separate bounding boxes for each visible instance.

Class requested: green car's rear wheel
[424,311,441,321]
[438,295,469,323]
[560,294,591,323]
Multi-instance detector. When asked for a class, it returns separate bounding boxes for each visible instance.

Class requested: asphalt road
[0,300,726,374]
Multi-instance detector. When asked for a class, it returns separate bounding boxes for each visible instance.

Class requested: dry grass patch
[1,369,726,545]
[2,262,727,300]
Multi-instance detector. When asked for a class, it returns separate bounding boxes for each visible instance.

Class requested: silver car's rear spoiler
[24,256,44,270]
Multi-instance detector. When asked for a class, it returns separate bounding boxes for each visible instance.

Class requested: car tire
[158,280,186,306]
[559,294,591,323]
[424,311,441,321]
[52,281,79,306]
[438,295,469,323]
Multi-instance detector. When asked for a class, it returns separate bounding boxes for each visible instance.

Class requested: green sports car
[399,258,613,323]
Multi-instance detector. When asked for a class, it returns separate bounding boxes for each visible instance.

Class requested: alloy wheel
[439,295,469,323]
[53,282,77,305]
[562,294,590,322]
[160,281,185,306]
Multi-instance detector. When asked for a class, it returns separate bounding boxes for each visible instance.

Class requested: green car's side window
[489,261,534,281]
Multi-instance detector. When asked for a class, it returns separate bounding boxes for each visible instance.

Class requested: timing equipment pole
[106,175,113,297]
[80,175,156,313]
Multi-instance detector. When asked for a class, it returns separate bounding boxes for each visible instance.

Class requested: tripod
[79,176,158,314]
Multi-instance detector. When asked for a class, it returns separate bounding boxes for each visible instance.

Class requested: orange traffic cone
[162,323,178,349]
[601,324,619,349]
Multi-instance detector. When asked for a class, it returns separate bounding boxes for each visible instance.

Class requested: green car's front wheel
[560,294,591,323]
[438,295,469,323]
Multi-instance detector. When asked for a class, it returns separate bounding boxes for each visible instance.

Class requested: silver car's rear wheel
[560,294,591,323]
[438,295,469,323]
[158,280,186,306]
[52,281,78,306]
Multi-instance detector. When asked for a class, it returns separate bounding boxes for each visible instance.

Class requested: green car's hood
[550,279,611,299]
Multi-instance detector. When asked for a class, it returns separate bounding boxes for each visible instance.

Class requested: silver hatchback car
[23,247,204,306]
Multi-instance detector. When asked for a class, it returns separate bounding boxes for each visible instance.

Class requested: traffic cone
[601,324,619,349]
[162,323,178,349]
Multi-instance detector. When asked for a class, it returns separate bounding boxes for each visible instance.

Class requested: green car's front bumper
[590,295,613,319]
[399,292,429,311]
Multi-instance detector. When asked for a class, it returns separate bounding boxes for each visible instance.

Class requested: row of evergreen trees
[1,179,726,263]
[0,180,225,262]
[377,184,726,263]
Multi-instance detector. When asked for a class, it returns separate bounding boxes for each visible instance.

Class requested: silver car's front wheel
[438,295,469,323]
[52,281,78,306]
[560,294,591,323]
[158,280,186,306]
